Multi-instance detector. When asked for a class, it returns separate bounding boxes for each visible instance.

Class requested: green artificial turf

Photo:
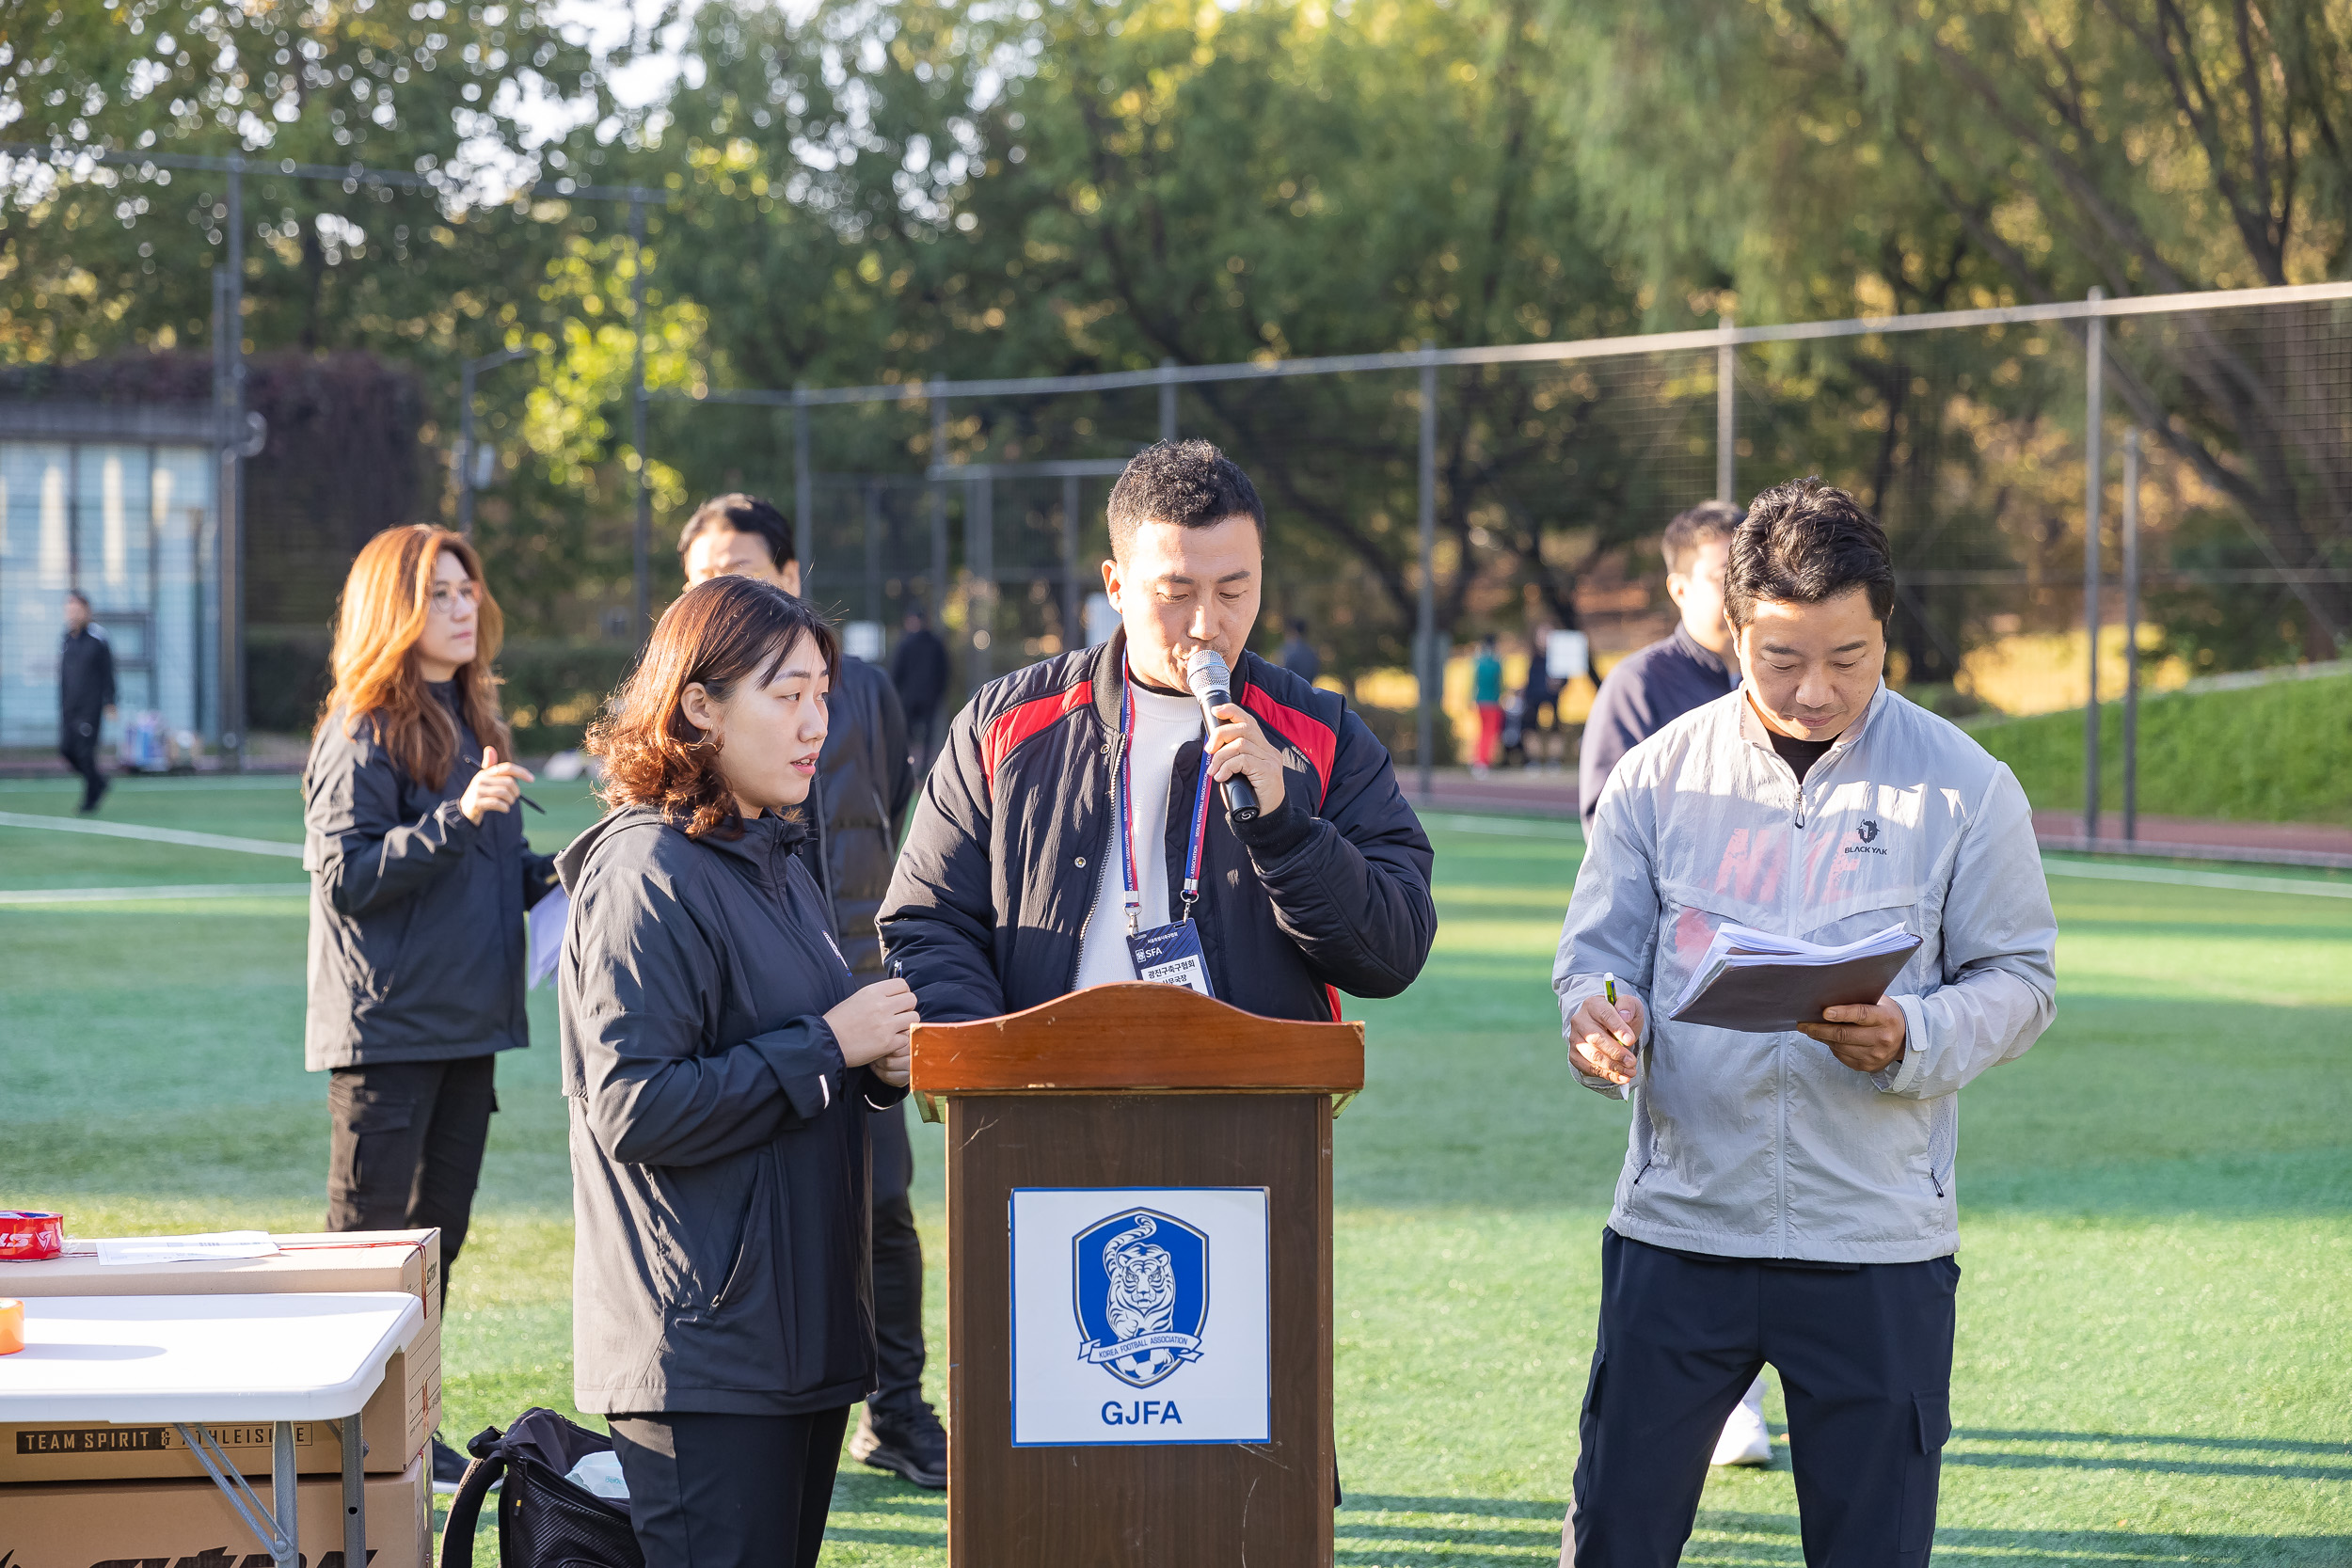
[3,782,2348,1564]
[1965,670,2352,827]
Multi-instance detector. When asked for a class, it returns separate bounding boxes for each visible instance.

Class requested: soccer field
[2,777,2346,1565]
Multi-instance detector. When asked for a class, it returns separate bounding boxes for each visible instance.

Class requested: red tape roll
[0,1212,64,1260]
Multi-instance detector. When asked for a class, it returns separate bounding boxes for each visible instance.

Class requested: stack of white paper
[1668,922,1922,1033]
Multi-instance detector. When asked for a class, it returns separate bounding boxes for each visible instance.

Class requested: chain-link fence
[648,283,2352,826]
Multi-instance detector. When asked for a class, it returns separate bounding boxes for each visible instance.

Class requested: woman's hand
[460,747,535,824]
[826,977,919,1070]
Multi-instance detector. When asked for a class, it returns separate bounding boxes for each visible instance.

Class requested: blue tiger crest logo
[1073,1209,1208,1388]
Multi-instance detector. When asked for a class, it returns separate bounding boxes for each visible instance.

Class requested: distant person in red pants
[1471,635,1504,777]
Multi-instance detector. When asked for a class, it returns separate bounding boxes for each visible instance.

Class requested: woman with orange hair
[301,524,555,1489]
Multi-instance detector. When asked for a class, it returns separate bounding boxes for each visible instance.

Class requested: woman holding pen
[301,524,556,1488]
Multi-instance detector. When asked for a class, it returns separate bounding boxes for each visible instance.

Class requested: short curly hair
[1726,476,1896,627]
[1105,439,1265,562]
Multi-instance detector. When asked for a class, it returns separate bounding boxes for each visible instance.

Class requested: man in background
[678,494,945,1489]
[58,590,115,815]
[1471,634,1504,778]
[1279,615,1321,684]
[1573,499,1771,1465]
[890,606,950,774]
[1580,501,1742,833]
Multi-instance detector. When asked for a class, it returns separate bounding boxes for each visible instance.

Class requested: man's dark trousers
[59,717,105,811]
[866,1101,927,1423]
[1565,1228,1957,1568]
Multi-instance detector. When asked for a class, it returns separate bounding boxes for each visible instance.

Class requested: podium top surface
[910,983,1365,1094]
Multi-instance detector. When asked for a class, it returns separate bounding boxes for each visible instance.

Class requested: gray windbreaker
[1554,684,2057,1263]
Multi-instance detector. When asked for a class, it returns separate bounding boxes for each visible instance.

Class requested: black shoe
[432,1435,470,1495]
[850,1403,946,1489]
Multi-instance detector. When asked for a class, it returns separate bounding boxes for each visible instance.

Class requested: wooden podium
[911,982,1364,1567]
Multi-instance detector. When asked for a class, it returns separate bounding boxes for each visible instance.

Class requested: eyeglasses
[428,581,482,616]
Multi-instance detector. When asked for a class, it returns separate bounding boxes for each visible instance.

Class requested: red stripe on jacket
[1239,687,1336,807]
[981,682,1091,793]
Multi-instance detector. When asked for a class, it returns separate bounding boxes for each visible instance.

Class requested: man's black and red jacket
[877,632,1437,1024]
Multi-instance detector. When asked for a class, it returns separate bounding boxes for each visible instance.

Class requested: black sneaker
[432,1435,470,1495]
[849,1403,946,1489]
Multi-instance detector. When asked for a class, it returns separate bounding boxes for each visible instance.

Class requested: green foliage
[1969,672,2352,826]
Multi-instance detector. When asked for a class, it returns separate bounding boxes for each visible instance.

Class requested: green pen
[1603,973,1618,1008]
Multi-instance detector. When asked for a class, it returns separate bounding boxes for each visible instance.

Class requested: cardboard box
[0,1232,441,1482]
[0,1451,430,1568]
[0,1319,438,1484]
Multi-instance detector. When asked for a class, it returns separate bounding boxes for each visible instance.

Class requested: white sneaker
[1709,1396,1773,1466]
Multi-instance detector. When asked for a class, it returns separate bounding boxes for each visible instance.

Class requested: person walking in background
[58,590,115,814]
[1279,616,1321,684]
[1518,625,1564,773]
[560,576,917,1568]
[301,524,555,1491]
[678,493,944,1489]
[1554,479,2057,1563]
[1471,634,1504,778]
[1572,499,1771,1464]
[890,606,950,773]
[1579,501,1742,834]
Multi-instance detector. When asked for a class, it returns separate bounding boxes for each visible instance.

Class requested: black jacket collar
[1089,627,1257,735]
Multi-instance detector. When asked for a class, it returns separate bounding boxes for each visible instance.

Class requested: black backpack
[438,1409,644,1568]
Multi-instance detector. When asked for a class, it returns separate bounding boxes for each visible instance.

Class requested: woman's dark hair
[677,492,796,572]
[587,576,839,839]
[1725,477,1897,627]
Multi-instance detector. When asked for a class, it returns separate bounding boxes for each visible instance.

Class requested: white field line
[2041,857,2352,899]
[1424,813,1583,843]
[0,883,309,905]
[0,810,304,858]
[0,775,299,794]
[1422,815,2350,899]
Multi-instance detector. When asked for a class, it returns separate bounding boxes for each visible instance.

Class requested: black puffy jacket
[557,804,908,1417]
[301,687,558,1070]
[798,656,913,979]
[878,632,1438,1024]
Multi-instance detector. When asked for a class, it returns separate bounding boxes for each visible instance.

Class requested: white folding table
[0,1291,424,1568]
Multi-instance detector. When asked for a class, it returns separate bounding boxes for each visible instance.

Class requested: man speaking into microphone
[879,438,1436,1026]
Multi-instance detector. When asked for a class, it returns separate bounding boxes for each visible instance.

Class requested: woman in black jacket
[302,524,553,1485]
[559,575,917,1568]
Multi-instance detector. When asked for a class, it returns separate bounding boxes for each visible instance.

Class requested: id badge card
[1127,919,1216,998]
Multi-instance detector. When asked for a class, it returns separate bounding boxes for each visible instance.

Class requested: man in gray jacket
[1553,477,2057,1567]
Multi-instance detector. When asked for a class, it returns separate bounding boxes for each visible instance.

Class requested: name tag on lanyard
[1118,681,1218,999]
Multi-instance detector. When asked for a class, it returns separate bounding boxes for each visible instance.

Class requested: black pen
[463,752,545,814]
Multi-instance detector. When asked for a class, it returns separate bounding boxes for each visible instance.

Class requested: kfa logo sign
[1009,1187,1270,1446]
[1074,1210,1207,1389]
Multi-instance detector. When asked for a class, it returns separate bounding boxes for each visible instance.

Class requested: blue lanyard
[1116,677,1216,936]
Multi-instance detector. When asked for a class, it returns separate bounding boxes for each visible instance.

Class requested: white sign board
[1009,1187,1270,1447]
[1546,628,1591,682]
[841,619,886,663]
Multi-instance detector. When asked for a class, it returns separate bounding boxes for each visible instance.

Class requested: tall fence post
[792,386,814,588]
[1160,358,1178,443]
[2082,285,2105,847]
[1716,314,1737,504]
[930,381,949,641]
[220,156,246,771]
[2122,427,2141,845]
[1416,342,1438,803]
[629,196,650,636]
[456,356,480,538]
[1062,471,1083,647]
[966,477,993,687]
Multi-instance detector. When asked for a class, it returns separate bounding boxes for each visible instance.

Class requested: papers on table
[94,1232,279,1266]
[530,883,571,990]
[1667,922,1923,1034]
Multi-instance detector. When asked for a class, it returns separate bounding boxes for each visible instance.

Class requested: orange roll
[0,1298,23,1355]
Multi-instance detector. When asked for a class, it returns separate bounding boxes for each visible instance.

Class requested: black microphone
[1184,648,1261,823]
